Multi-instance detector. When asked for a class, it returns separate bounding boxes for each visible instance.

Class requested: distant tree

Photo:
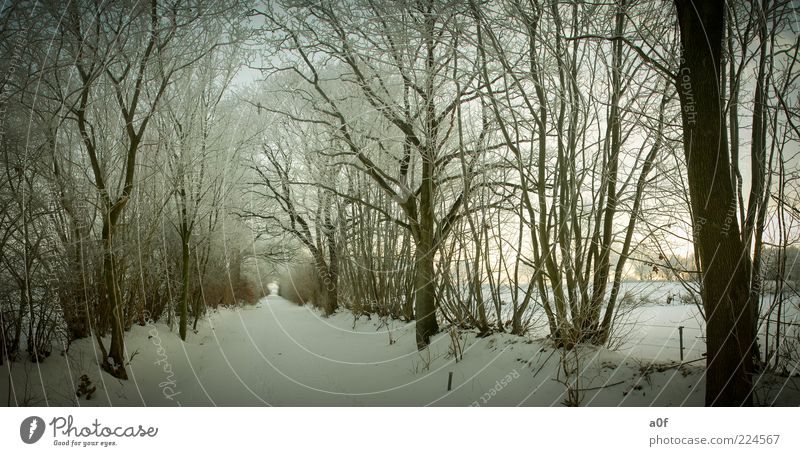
[249,134,341,316]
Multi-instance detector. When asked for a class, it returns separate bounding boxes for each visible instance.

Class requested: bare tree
[470,0,674,346]
[52,0,247,378]
[255,0,486,348]
[159,46,241,340]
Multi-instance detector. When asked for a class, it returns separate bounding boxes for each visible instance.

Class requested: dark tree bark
[414,156,439,348]
[179,214,190,341]
[323,208,340,316]
[674,0,754,406]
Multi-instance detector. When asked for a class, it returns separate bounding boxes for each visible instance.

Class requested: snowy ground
[2,290,799,407]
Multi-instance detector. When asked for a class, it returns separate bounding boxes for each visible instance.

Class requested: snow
[2,291,799,406]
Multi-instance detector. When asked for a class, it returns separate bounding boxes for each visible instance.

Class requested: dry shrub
[235,278,259,305]
[200,273,260,307]
[197,250,263,308]
[278,262,319,306]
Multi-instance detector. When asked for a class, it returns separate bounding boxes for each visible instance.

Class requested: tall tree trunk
[323,209,339,315]
[101,217,127,379]
[414,241,438,350]
[744,0,771,368]
[675,0,753,406]
[179,233,190,341]
[414,158,439,349]
[587,0,625,339]
[69,225,89,339]
[401,234,415,321]
[315,259,338,316]
[178,183,191,341]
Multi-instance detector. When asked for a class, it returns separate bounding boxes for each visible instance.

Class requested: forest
[1,0,799,407]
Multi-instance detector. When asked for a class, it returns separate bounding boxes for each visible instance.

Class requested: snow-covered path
[113,295,586,406]
[2,296,798,406]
